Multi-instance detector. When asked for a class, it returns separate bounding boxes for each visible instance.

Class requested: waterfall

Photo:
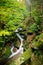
[9,29,24,58]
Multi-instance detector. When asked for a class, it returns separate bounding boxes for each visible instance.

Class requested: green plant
[0,0,29,34]
[29,23,40,34]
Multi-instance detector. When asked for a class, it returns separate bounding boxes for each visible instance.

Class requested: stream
[9,29,24,58]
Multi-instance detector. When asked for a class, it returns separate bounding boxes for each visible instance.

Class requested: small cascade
[9,29,24,58]
[11,46,14,54]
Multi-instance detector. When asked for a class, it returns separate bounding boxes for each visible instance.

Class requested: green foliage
[31,0,42,33]
[0,0,43,65]
[0,0,29,33]
[32,33,43,48]
[23,41,29,51]
[5,46,11,57]
[31,0,42,18]
[29,23,40,33]
[0,0,29,60]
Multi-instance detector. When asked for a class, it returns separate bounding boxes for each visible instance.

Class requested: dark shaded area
[0,20,5,30]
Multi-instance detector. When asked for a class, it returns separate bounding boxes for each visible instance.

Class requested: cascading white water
[11,46,14,54]
[9,29,24,58]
